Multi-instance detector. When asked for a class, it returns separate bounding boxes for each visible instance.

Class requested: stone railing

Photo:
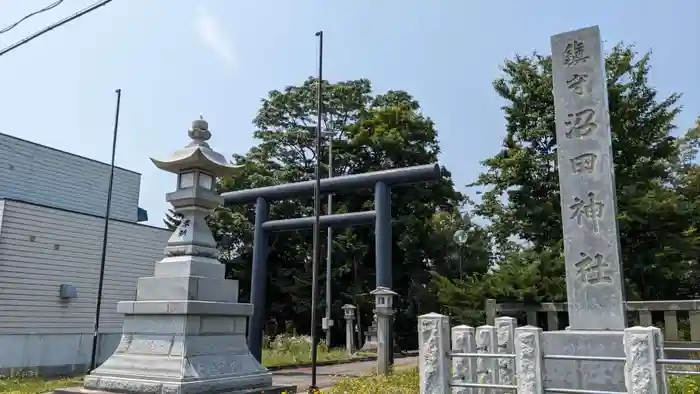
[486,299,700,343]
[418,312,700,394]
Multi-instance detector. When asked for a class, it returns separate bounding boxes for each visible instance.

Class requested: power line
[0,0,113,58]
[0,0,65,35]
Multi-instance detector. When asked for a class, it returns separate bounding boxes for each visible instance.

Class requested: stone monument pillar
[371,286,396,375]
[342,304,356,355]
[543,25,633,393]
[552,27,626,332]
[80,118,295,394]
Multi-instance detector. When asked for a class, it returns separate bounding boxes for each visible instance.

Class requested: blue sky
[0,0,698,228]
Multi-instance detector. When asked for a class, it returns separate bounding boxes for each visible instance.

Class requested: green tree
[427,210,491,279]
[163,209,182,231]
[460,44,700,303]
[208,78,477,348]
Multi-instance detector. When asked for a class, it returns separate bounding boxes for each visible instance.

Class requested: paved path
[272,356,418,391]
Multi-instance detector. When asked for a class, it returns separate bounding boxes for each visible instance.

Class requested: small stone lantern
[360,314,378,353]
[372,287,396,309]
[371,286,397,375]
[342,304,357,355]
[83,118,296,394]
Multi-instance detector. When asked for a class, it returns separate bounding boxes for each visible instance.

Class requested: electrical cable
[0,0,65,35]
[0,0,113,58]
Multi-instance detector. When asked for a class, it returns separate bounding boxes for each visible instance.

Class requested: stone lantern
[360,314,378,353]
[342,304,357,355]
[371,286,397,375]
[82,118,295,394]
[155,117,232,259]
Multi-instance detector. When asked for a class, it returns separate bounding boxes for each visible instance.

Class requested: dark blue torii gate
[221,163,442,361]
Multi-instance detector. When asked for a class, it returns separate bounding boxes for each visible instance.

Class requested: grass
[669,375,700,394]
[665,351,700,394]
[324,368,700,394]
[260,333,359,368]
[262,347,352,367]
[0,373,82,394]
[0,334,355,394]
[327,367,418,394]
[325,367,700,394]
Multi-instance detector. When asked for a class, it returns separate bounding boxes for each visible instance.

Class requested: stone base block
[360,341,377,352]
[83,368,273,394]
[53,385,298,394]
[136,276,239,303]
[84,349,273,394]
[361,330,378,352]
[85,310,273,394]
[542,330,625,393]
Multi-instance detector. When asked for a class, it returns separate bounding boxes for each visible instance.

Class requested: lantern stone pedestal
[58,119,296,394]
[371,287,396,375]
[341,304,356,355]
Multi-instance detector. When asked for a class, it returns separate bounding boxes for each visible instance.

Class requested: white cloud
[195,5,234,67]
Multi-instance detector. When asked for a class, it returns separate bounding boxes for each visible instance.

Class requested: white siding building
[0,133,142,222]
[0,133,171,376]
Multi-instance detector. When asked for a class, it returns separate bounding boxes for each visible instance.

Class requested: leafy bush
[267,333,329,353]
[262,333,347,367]
[669,375,700,393]
[329,368,418,394]
[666,351,700,394]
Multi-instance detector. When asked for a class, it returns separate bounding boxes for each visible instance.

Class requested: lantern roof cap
[370,286,397,296]
[150,116,241,176]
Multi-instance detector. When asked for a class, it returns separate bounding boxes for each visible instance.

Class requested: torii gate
[221,163,442,362]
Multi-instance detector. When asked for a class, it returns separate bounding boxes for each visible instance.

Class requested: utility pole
[324,130,334,347]
[90,88,122,371]
[0,0,113,58]
[309,29,324,394]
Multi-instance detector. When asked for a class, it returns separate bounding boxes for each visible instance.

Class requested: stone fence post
[418,313,450,394]
[496,316,517,389]
[485,299,497,326]
[452,325,476,394]
[476,325,497,394]
[515,326,544,394]
[624,326,667,394]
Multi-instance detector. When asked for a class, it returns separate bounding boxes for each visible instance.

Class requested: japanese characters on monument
[551,26,626,330]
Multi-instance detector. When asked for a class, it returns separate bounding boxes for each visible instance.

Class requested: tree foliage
[432,44,700,318]
[163,209,182,231]
[199,78,488,347]
[160,43,700,341]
